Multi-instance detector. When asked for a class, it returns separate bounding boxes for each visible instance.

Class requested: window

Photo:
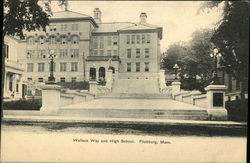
[3,44,9,58]
[49,62,56,72]
[72,24,79,31]
[71,62,78,72]
[27,77,32,81]
[146,34,150,43]
[60,36,67,44]
[107,50,112,56]
[53,25,57,31]
[113,36,118,45]
[71,77,77,82]
[27,37,35,45]
[136,49,140,58]
[38,78,43,82]
[136,35,140,44]
[99,37,104,49]
[93,50,98,56]
[37,50,46,58]
[60,63,67,72]
[27,50,35,58]
[71,36,79,44]
[99,50,104,56]
[142,35,145,44]
[60,49,68,58]
[16,84,19,92]
[126,35,130,44]
[60,77,66,82]
[39,37,45,44]
[38,63,45,72]
[127,63,131,72]
[27,63,34,72]
[131,35,135,44]
[70,49,79,58]
[9,81,12,91]
[61,24,67,31]
[127,49,131,58]
[49,36,56,44]
[145,62,149,72]
[113,50,118,55]
[107,37,112,46]
[145,48,149,58]
[93,38,98,49]
[50,25,56,31]
[136,62,140,72]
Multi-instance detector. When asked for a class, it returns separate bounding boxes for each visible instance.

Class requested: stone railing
[40,84,95,115]
[171,82,228,120]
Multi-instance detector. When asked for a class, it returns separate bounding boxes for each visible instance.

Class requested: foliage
[225,99,248,122]
[3,99,42,110]
[199,1,249,98]
[57,81,89,90]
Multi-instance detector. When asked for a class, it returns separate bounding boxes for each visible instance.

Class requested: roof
[50,10,92,19]
[92,22,135,33]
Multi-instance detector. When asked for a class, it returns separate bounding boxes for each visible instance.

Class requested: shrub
[225,99,248,122]
[57,81,89,90]
[3,99,42,110]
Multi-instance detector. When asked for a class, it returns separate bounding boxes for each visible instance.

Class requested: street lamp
[47,50,57,84]
[173,63,179,80]
[210,48,222,85]
[160,58,165,69]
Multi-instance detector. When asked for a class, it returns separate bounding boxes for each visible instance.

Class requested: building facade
[3,36,27,100]
[17,8,162,83]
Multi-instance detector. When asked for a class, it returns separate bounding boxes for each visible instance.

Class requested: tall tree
[199,1,249,99]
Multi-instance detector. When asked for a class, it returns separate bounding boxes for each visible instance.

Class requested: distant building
[3,36,27,100]
[16,8,163,83]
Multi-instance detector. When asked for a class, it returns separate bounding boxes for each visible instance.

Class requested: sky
[50,1,222,52]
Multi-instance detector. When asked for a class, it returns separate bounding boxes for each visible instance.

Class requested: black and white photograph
[1,0,248,162]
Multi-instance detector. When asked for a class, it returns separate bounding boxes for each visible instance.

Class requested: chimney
[140,12,147,23]
[93,8,102,23]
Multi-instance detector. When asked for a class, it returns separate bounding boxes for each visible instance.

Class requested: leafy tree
[199,1,249,99]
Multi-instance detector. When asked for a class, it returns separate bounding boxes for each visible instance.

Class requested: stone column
[159,69,166,92]
[205,85,228,120]
[171,81,181,98]
[40,84,61,115]
[89,81,98,96]
[105,69,113,91]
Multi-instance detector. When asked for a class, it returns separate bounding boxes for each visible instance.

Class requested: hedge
[225,99,248,122]
[3,99,42,110]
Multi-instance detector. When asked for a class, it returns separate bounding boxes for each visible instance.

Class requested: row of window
[27,35,79,45]
[91,49,118,56]
[27,49,79,59]
[27,62,78,72]
[48,24,79,32]
[28,77,77,83]
[127,62,149,72]
[92,36,118,49]
[126,34,150,44]
[127,48,150,58]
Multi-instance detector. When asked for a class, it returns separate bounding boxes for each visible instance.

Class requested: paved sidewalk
[2,115,247,127]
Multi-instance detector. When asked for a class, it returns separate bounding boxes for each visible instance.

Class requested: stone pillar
[105,69,113,91]
[205,85,228,120]
[190,90,202,105]
[89,81,98,95]
[171,81,181,97]
[159,70,166,91]
[40,84,61,115]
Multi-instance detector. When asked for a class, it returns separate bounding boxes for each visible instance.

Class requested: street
[1,124,247,163]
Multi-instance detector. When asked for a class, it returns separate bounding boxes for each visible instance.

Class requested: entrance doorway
[89,68,96,80]
[99,67,106,79]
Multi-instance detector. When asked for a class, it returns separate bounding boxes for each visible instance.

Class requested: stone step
[58,108,209,120]
[97,93,172,99]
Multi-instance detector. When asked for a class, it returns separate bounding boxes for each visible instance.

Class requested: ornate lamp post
[173,63,179,80]
[47,50,57,84]
[210,48,222,85]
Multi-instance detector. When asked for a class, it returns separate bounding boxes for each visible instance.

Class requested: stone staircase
[97,93,171,99]
[112,79,160,94]
[58,108,209,120]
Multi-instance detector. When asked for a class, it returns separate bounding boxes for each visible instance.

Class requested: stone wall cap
[205,85,227,91]
[41,84,61,90]
[172,81,181,85]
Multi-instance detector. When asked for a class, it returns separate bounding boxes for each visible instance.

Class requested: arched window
[71,36,79,44]
[38,36,45,45]
[49,35,57,44]
[27,37,35,45]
